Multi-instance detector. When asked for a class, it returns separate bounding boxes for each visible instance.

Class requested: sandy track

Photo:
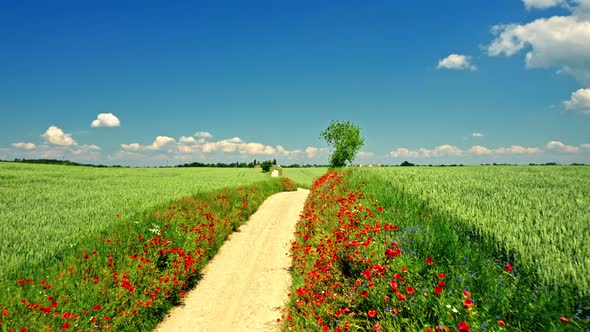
[155,188,309,332]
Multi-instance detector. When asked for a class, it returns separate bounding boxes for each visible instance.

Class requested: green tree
[260,160,273,172]
[320,120,364,167]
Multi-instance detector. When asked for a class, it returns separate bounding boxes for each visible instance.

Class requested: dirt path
[155,188,309,332]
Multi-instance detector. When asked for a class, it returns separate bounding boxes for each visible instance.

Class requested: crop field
[285,167,589,331]
[0,161,323,331]
[0,163,325,280]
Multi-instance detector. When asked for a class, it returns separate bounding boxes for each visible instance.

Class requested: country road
[155,188,309,332]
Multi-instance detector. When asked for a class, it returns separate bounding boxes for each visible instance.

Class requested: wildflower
[93,305,102,311]
[426,257,434,265]
[559,317,569,323]
[406,286,415,294]
[504,263,512,272]
[368,309,377,318]
[61,322,70,330]
[457,321,470,331]
[464,299,474,308]
[2,309,8,316]
[438,273,445,279]
[497,320,506,326]
[463,290,471,297]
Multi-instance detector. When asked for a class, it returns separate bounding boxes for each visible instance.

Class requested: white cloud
[546,140,580,152]
[82,144,101,150]
[494,145,543,154]
[121,143,141,151]
[146,136,175,150]
[472,132,484,137]
[91,113,120,128]
[42,126,76,146]
[523,0,566,9]
[468,145,493,155]
[564,88,590,113]
[389,148,420,158]
[488,15,590,83]
[179,136,197,144]
[357,151,376,158]
[390,144,543,158]
[436,54,478,71]
[227,137,242,143]
[194,131,213,138]
[581,143,590,149]
[12,142,36,150]
[305,147,320,159]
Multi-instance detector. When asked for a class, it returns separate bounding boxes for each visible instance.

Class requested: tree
[320,120,364,167]
[260,160,273,172]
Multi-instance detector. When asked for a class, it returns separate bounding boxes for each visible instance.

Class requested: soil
[155,188,309,332]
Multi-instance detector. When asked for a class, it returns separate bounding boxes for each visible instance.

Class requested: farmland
[285,167,589,331]
[0,162,325,279]
[0,162,325,331]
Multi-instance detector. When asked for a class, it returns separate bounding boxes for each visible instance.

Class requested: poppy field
[284,167,589,331]
[0,162,322,331]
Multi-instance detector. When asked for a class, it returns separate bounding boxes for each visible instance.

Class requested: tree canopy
[320,120,364,167]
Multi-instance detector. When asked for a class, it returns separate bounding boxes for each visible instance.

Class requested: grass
[281,167,328,188]
[0,163,301,331]
[284,168,589,331]
[0,163,325,280]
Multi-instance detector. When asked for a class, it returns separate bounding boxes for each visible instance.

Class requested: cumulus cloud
[42,126,76,146]
[487,15,590,83]
[563,88,590,113]
[545,140,580,152]
[179,136,197,144]
[436,54,478,71]
[305,147,320,159]
[91,113,120,128]
[146,136,175,150]
[12,142,36,150]
[581,143,590,149]
[357,151,376,158]
[389,148,421,158]
[390,144,543,158]
[472,132,484,137]
[523,0,566,9]
[121,143,141,151]
[194,131,213,138]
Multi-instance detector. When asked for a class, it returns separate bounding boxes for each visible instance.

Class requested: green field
[286,166,589,331]
[356,166,590,297]
[0,162,325,279]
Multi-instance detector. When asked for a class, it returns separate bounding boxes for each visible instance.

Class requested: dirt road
[155,188,309,332]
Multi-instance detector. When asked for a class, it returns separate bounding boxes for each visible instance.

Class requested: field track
[155,188,310,332]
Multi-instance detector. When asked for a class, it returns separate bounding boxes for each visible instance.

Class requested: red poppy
[368,309,377,318]
[457,321,470,332]
[434,286,443,295]
[61,322,70,330]
[559,317,569,323]
[437,273,445,279]
[93,305,102,311]
[2,310,8,316]
[463,299,474,308]
[497,320,506,326]
[504,263,513,272]
[374,323,381,330]
[463,290,471,297]
[426,257,434,265]
[406,286,415,294]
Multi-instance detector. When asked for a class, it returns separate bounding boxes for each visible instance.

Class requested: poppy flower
[406,286,415,294]
[504,263,513,272]
[368,309,377,318]
[457,321,470,331]
[560,317,569,323]
[497,320,506,326]
[426,257,434,265]
[463,299,474,308]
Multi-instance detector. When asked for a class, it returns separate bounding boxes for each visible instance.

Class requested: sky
[1,0,589,166]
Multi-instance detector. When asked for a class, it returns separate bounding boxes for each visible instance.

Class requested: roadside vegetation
[284,168,589,331]
[0,164,300,331]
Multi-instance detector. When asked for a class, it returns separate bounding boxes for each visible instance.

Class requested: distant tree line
[10,158,126,168]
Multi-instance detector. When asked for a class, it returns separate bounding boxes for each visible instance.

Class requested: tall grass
[0,163,323,279]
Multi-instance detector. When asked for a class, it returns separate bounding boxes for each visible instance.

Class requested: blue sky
[1,0,589,165]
